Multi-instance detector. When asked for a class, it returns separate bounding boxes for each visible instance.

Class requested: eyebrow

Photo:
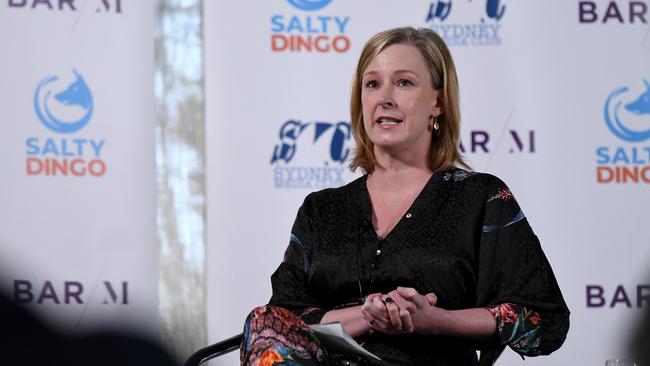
[362,69,420,79]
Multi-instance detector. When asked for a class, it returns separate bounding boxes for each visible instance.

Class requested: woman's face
[361,43,442,160]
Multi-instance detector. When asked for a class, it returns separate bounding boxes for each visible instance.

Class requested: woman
[241,27,569,366]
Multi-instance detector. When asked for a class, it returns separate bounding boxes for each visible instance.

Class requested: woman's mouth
[376,117,403,125]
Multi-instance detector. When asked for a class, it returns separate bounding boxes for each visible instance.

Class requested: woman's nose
[378,87,396,108]
[381,99,395,108]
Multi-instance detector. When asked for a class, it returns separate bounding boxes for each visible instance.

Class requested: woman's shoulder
[299,174,366,214]
[304,174,365,201]
[444,169,527,230]
[441,168,512,197]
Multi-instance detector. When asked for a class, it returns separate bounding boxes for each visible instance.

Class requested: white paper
[310,322,381,361]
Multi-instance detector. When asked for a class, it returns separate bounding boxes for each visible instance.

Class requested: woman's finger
[396,286,418,300]
[400,308,414,333]
[363,307,385,323]
[388,290,416,312]
[370,315,391,332]
[360,309,374,324]
[385,299,402,330]
[361,293,382,310]
[360,294,387,322]
[424,292,438,306]
[373,315,390,326]
[361,294,388,322]
[372,295,389,318]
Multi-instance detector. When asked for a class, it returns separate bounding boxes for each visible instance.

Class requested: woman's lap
[241,305,328,366]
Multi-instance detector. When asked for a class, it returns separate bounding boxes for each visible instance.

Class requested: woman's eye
[398,79,413,87]
[365,80,378,88]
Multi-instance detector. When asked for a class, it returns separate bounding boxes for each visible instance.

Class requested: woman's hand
[391,287,446,334]
[360,292,412,334]
[360,293,390,328]
[373,289,410,333]
[321,305,373,338]
[360,289,440,334]
[360,288,498,338]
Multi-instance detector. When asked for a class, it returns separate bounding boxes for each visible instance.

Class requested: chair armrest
[184,333,243,366]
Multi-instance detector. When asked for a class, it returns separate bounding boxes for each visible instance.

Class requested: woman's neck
[368,155,433,193]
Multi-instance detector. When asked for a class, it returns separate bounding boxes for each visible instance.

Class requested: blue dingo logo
[286,0,332,11]
[605,80,650,142]
[34,70,94,134]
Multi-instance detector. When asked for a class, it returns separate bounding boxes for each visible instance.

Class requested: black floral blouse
[269,169,570,365]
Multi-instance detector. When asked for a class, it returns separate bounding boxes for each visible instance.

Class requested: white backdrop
[205,0,650,364]
[0,1,158,336]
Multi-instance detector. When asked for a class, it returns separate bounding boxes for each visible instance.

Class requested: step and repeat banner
[0,1,158,335]
[205,0,649,365]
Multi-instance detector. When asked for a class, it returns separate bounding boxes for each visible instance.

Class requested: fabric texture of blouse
[268,169,570,365]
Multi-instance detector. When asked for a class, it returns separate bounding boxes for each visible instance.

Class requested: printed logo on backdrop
[14,280,129,305]
[34,70,93,134]
[6,0,122,13]
[586,284,650,308]
[425,0,506,46]
[459,129,536,155]
[270,0,350,53]
[286,0,332,11]
[26,69,107,177]
[596,79,650,184]
[271,120,352,188]
[270,122,535,187]
[578,1,648,24]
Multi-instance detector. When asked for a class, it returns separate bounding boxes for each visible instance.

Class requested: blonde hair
[349,27,468,173]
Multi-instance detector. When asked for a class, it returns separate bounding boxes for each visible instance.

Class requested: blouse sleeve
[268,194,327,325]
[474,176,570,357]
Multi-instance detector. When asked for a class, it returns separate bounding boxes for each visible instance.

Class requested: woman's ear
[431,89,444,117]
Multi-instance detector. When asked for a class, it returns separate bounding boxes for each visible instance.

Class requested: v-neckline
[361,172,440,241]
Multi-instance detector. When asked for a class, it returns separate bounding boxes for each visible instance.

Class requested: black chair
[184,334,375,366]
[184,333,242,366]
[184,334,503,366]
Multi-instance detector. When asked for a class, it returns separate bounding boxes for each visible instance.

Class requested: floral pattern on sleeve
[488,303,543,356]
[482,186,526,233]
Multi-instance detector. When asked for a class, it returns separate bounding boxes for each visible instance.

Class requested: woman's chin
[373,140,408,154]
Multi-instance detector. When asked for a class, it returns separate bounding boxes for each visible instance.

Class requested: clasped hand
[360,287,442,335]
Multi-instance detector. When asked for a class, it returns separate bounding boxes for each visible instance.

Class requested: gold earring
[433,117,440,131]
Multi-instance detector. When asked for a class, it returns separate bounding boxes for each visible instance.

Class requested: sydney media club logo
[426,0,506,46]
[270,0,350,53]
[596,79,650,184]
[26,69,107,177]
[271,120,352,188]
